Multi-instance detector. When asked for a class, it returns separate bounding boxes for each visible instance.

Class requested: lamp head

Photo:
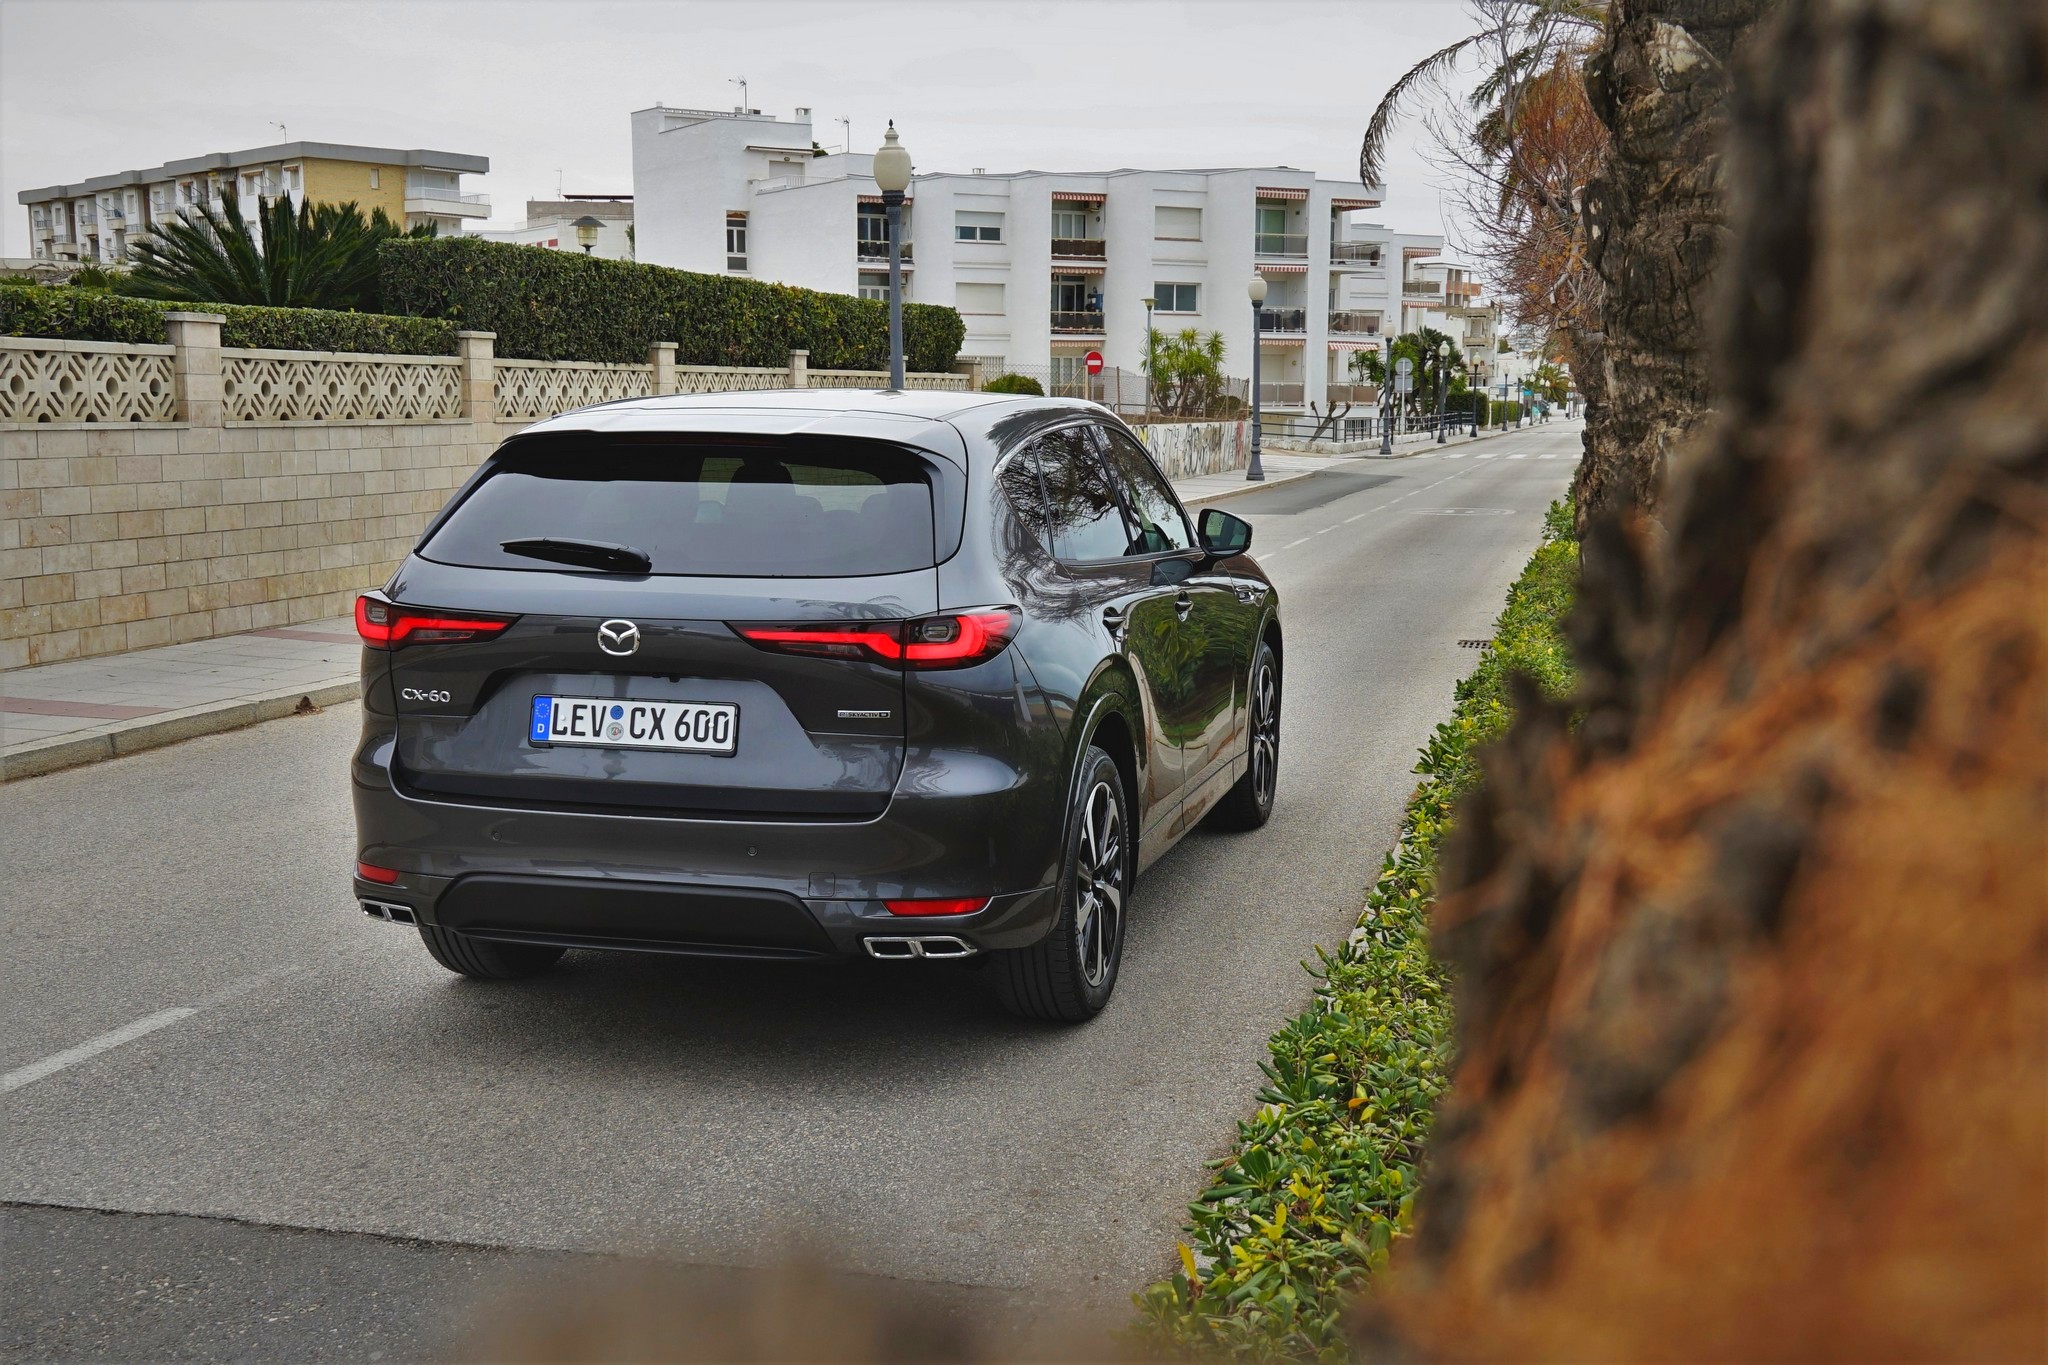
[572,215,603,249]
[1247,275,1268,305]
[873,122,912,194]
[1437,340,1449,358]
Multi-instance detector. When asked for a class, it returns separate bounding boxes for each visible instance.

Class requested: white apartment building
[472,195,634,260]
[631,104,1445,412]
[19,142,490,264]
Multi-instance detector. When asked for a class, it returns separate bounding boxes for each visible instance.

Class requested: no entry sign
[1084,351,1104,375]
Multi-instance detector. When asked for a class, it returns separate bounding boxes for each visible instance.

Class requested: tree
[124,189,432,311]
[1369,0,2046,1355]
[1144,327,1232,417]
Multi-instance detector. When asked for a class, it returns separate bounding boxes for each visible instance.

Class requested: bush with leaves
[125,190,432,312]
[1145,327,1233,417]
[0,284,454,355]
[982,372,1045,396]
[376,236,964,371]
[1131,501,1578,1362]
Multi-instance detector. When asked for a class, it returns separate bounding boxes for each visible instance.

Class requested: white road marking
[1282,537,1310,549]
[1317,525,1335,534]
[3,1009,195,1093]
[1508,452,1529,460]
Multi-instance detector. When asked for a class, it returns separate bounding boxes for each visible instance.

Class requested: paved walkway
[0,457,1338,781]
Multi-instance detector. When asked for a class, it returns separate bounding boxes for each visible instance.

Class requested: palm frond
[1360,33,1489,187]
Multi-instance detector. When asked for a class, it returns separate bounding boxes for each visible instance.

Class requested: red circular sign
[1084,350,1105,375]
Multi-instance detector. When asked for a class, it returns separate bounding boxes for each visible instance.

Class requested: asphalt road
[1,422,1581,1361]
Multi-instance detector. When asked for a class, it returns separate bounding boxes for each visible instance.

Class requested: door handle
[1235,585,1258,603]
[1174,591,1193,621]
[1102,606,1128,637]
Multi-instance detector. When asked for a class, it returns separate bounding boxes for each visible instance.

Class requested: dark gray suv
[351,390,1280,1020]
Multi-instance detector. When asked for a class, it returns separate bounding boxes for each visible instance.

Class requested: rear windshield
[420,441,936,578]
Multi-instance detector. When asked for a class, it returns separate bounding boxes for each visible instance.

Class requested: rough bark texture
[1572,0,1773,533]
[1367,0,2048,1357]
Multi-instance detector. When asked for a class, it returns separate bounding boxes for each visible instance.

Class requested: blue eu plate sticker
[530,695,553,744]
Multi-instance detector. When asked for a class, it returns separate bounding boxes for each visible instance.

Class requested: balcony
[1330,242,1383,266]
[1328,311,1381,336]
[1255,232,1308,258]
[1402,277,1442,297]
[402,186,491,219]
[1051,237,1106,260]
[1257,308,1307,334]
[1326,383,1379,405]
[1050,310,1106,334]
[856,240,914,264]
[1258,382,1305,405]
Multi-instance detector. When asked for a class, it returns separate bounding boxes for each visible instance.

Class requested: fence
[0,337,176,425]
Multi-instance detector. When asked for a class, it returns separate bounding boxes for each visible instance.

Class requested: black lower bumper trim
[435,873,836,958]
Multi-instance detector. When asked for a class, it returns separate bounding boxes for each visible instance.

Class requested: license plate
[529,695,739,754]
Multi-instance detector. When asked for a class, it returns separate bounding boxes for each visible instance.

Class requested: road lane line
[4,1009,196,1093]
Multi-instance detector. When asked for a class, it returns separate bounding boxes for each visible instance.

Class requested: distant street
[2,423,1581,1360]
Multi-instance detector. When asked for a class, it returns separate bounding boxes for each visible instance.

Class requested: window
[1154,205,1202,241]
[955,282,1005,314]
[1051,209,1088,239]
[1256,206,1288,236]
[421,441,937,579]
[1032,427,1129,562]
[954,210,1004,243]
[857,208,888,246]
[1095,427,1194,554]
[725,213,748,271]
[1052,275,1095,313]
[1152,282,1199,313]
[369,168,381,189]
[858,273,889,301]
[1048,355,1089,396]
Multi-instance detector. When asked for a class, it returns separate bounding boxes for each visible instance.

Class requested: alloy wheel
[1073,778,1124,987]
[1250,658,1279,807]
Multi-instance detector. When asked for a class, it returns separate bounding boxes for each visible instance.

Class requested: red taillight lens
[883,897,991,917]
[355,595,515,649]
[733,608,1018,671]
[356,861,402,885]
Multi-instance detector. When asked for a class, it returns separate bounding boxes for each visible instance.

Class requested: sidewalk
[0,459,1325,781]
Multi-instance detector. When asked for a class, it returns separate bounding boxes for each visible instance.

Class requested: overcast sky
[0,0,1481,261]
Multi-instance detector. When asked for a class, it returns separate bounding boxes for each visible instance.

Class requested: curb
[1,677,362,783]
[1182,468,1317,507]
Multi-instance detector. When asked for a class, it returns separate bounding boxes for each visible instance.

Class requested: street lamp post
[1468,359,1481,437]
[1246,276,1268,482]
[873,122,913,391]
[1378,335,1394,455]
[1435,339,1450,444]
[572,215,603,255]
[1141,295,1155,424]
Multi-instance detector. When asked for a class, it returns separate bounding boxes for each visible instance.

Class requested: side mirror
[1198,507,1253,558]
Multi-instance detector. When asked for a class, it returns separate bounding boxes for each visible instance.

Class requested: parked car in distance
[352,389,1281,1020]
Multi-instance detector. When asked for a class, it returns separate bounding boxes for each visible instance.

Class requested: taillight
[356,861,402,885]
[884,897,990,917]
[355,595,516,649]
[733,607,1019,671]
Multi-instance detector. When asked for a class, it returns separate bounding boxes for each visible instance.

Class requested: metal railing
[1328,311,1381,335]
[856,240,913,262]
[1258,381,1305,405]
[1049,310,1106,333]
[1254,232,1308,257]
[1325,383,1379,404]
[1256,308,1307,333]
[1330,242,1382,264]
[1050,237,1106,258]
[404,185,490,205]
[1402,278,1442,296]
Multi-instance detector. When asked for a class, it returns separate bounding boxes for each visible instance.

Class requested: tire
[991,745,1131,1022]
[1206,638,1280,832]
[416,922,565,980]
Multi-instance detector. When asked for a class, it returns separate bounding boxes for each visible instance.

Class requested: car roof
[512,388,1116,465]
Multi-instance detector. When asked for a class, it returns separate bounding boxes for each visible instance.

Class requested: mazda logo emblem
[596,619,641,657]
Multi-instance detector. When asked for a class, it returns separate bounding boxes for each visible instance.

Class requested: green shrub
[982,372,1044,396]
[1131,501,1580,1362]
[0,284,455,355]
[1487,399,1526,426]
[376,236,965,371]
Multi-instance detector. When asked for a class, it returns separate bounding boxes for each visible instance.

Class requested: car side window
[1033,426,1132,562]
[1093,425,1194,556]
[996,448,1051,547]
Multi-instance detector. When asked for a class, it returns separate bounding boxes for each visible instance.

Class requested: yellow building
[19,142,489,264]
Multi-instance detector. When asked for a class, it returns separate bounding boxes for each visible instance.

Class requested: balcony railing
[1403,278,1442,296]
[1257,308,1307,333]
[1258,382,1305,405]
[404,185,490,205]
[1326,383,1379,405]
[1050,237,1106,259]
[856,240,914,263]
[1255,232,1308,258]
[1328,311,1381,335]
[1330,242,1382,265]
[76,207,97,226]
[1050,310,1106,333]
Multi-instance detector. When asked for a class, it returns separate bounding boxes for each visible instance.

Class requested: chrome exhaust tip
[864,935,977,960]
[360,898,417,926]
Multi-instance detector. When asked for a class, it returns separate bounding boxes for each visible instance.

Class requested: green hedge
[1488,399,1526,426]
[0,284,456,355]
[1132,501,1579,1362]
[377,236,965,371]
[983,372,1045,396]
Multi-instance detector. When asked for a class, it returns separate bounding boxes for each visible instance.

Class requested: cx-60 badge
[596,619,641,657]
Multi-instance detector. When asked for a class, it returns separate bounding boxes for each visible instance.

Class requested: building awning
[1256,186,1309,201]
[857,194,913,205]
[1328,339,1383,350]
[1330,197,1377,210]
[1051,261,1106,275]
[1257,336,1307,346]
[1051,190,1105,204]
[1256,263,1308,274]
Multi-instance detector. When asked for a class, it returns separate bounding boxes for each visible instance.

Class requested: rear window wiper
[499,537,653,574]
